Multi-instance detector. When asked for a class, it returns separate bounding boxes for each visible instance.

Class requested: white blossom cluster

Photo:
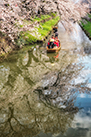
[0,0,39,43]
[0,0,90,43]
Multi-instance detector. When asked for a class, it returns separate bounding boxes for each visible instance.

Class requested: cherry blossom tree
[57,0,90,30]
[0,0,90,42]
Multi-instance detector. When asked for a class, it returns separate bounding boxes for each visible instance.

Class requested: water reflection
[0,45,78,136]
[0,22,91,137]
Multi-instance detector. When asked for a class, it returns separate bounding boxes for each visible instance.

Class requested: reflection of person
[54,53,59,59]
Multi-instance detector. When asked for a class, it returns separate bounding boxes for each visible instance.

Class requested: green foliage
[50,12,57,17]
[0,31,6,37]
[38,16,60,38]
[19,25,24,28]
[21,31,38,44]
[15,15,60,46]
[81,20,91,37]
[41,14,51,19]
[33,14,51,22]
[15,36,26,47]
[33,16,42,22]
[87,13,91,18]
[23,20,32,25]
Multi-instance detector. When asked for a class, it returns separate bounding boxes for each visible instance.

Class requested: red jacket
[54,41,59,47]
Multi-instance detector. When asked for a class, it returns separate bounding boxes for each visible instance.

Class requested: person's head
[55,36,58,39]
[55,36,58,41]
[50,38,54,42]
[51,35,54,38]
[55,33,58,37]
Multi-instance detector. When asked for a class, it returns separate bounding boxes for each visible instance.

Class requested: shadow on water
[0,22,91,137]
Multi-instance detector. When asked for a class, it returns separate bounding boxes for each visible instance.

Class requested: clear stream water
[0,22,91,137]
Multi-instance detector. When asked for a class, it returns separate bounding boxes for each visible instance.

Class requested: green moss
[50,12,57,17]
[87,13,91,18]
[81,13,91,37]
[41,14,51,19]
[33,14,51,22]
[15,15,60,46]
[23,20,32,25]
[81,19,91,37]
[38,16,60,38]
[17,31,38,45]
[23,32,38,44]
[20,25,24,28]
[33,16,42,22]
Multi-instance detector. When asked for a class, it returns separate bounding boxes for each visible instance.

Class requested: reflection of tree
[0,93,75,137]
[1,46,91,136]
[34,59,91,113]
[0,46,78,136]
